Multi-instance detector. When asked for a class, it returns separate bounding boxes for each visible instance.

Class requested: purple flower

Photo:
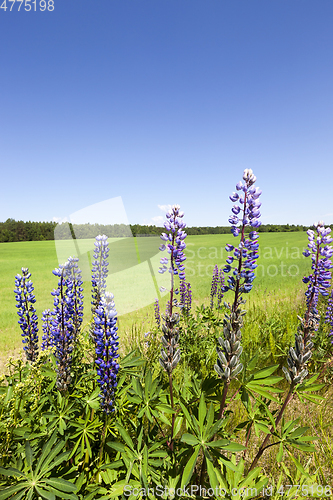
[154,298,161,328]
[14,268,39,363]
[41,309,53,351]
[325,289,333,344]
[94,292,119,413]
[210,265,219,309]
[51,263,76,391]
[91,235,109,314]
[158,204,187,312]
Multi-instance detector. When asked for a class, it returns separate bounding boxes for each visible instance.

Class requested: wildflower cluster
[223,169,262,295]
[210,265,224,309]
[91,234,109,314]
[180,280,192,315]
[215,169,261,384]
[94,292,119,413]
[159,205,187,302]
[51,262,76,391]
[283,222,333,385]
[302,223,333,313]
[325,289,333,344]
[14,267,39,363]
[41,309,52,350]
[154,299,161,328]
[67,256,84,339]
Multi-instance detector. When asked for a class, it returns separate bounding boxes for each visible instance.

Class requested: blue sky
[1,0,333,228]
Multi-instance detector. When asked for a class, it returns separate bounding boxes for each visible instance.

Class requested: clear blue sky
[1,0,333,228]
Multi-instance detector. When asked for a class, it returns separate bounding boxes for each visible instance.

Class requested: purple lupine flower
[217,268,225,309]
[185,281,192,314]
[222,169,262,297]
[180,280,192,315]
[215,169,261,383]
[325,289,333,344]
[41,309,53,351]
[91,235,109,314]
[302,222,333,314]
[14,267,39,363]
[158,205,187,315]
[283,221,333,386]
[51,263,75,392]
[67,256,84,339]
[154,298,161,328]
[94,292,119,413]
[210,265,219,309]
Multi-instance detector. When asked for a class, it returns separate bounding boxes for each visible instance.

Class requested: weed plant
[0,170,333,500]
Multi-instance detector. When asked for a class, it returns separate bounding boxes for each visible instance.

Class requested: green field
[0,232,311,364]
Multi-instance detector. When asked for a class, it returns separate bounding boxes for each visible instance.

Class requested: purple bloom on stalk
[180,280,192,315]
[51,262,76,391]
[283,221,333,386]
[221,169,262,296]
[91,235,109,314]
[14,267,39,363]
[94,292,119,413]
[154,299,161,328]
[41,309,53,351]
[210,265,219,309]
[159,204,187,312]
[325,289,333,344]
[67,256,84,339]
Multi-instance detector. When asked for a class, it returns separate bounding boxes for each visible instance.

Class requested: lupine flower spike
[325,288,333,344]
[283,222,333,385]
[215,169,261,385]
[91,235,109,314]
[14,267,39,363]
[158,205,187,314]
[210,265,219,309]
[154,299,161,328]
[51,263,75,392]
[94,292,120,413]
[41,309,53,351]
[67,256,84,340]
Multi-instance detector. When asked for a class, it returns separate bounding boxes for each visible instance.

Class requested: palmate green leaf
[205,451,220,490]
[252,365,279,379]
[207,439,230,448]
[6,491,27,500]
[44,477,77,493]
[198,393,206,430]
[46,486,78,500]
[116,424,135,450]
[288,426,308,439]
[35,485,55,500]
[181,433,200,446]
[25,441,33,470]
[0,467,24,478]
[181,444,200,488]
[0,483,28,500]
[276,442,284,462]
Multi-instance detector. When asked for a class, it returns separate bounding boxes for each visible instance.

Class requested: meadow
[0,232,310,364]
[1,219,333,498]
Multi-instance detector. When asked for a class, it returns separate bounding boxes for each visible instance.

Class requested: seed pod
[231,363,243,378]
[290,347,298,362]
[282,366,292,384]
[229,355,238,368]
[217,349,228,367]
[224,340,231,354]
[214,363,226,379]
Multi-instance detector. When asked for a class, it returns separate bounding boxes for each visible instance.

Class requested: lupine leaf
[205,452,219,490]
[34,486,55,500]
[0,484,28,500]
[25,441,33,470]
[198,393,206,430]
[117,424,134,450]
[181,433,200,446]
[207,439,230,448]
[44,478,77,492]
[252,365,279,379]
[181,445,200,488]
[276,442,284,462]
[0,467,24,478]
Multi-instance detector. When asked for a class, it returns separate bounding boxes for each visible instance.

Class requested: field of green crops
[0,232,310,364]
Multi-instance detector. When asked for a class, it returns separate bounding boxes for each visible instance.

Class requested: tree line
[0,218,329,243]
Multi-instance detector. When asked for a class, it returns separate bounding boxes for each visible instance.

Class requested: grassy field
[0,232,311,364]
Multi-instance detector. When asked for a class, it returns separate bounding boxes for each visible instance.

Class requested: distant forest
[0,218,329,243]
